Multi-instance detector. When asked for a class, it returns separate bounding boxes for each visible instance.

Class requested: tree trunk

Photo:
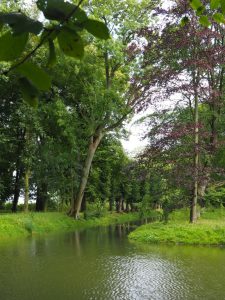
[198,173,210,207]
[130,202,135,212]
[12,130,24,213]
[109,196,114,211]
[36,182,48,212]
[70,130,104,218]
[190,92,199,223]
[125,201,130,212]
[116,197,123,213]
[109,180,115,211]
[24,126,31,213]
[121,197,125,211]
[12,166,22,212]
[24,168,30,212]
[80,193,86,212]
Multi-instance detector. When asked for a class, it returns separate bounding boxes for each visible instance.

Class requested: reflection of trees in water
[1,224,225,300]
[6,221,145,261]
[30,237,50,257]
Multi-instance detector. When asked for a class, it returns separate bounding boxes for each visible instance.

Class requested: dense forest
[0,0,225,225]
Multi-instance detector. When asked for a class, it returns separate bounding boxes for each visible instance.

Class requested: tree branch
[1,0,85,76]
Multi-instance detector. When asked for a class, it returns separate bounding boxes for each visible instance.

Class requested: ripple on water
[85,254,189,300]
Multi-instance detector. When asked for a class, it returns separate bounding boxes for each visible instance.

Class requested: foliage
[84,201,107,219]
[189,0,225,26]
[0,0,110,106]
[133,0,225,220]
[205,187,225,207]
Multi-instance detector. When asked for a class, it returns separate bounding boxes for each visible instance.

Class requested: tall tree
[131,0,225,222]
[62,0,153,218]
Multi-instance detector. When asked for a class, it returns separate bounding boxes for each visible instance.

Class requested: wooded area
[0,0,225,226]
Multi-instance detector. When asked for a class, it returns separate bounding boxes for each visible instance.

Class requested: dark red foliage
[131,0,225,195]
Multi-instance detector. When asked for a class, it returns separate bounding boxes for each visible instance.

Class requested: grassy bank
[0,211,141,240]
[129,208,225,246]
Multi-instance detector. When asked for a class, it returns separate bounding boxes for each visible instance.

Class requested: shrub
[84,201,107,220]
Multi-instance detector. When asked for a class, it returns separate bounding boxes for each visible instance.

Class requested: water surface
[0,223,225,300]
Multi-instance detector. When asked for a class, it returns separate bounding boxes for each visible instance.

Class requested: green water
[0,223,225,300]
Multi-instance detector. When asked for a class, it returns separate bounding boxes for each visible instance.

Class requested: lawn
[129,208,225,246]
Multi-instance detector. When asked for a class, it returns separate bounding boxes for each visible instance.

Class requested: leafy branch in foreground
[184,0,225,27]
[0,0,110,106]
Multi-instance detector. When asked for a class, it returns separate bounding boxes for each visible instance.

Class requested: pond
[0,222,225,300]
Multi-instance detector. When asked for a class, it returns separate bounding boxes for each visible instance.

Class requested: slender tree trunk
[70,130,104,218]
[24,127,31,213]
[36,182,48,211]
[109,180,115,211]
[190,92,199,223]
[70,167,75,211]
[116,198,122,213]
[12,130,24,212]
[12,166,22,212]
[130,202,135,212]
[121,197,125,211]
[24,168,30,212]
[198,170,210,207]
[109,196,114,211]
[125,201,130,212]
[80,193,86,212]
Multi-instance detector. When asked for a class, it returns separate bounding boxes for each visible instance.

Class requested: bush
[84,201,107,220]
[205,187,225,207]
[139,195,151,218]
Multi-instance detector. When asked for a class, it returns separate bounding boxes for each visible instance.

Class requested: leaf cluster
[0,0,110,106]
[187,0,225,27]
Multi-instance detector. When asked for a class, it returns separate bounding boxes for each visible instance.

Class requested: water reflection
[0,224,225,299]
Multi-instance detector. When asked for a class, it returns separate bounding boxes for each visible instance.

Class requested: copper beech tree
[130,0,225,222]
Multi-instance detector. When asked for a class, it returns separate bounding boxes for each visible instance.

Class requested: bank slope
[129,211,225,246]
[0,212,141,240]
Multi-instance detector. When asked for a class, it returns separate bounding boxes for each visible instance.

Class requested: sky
[120,100,175,155]
[121,112,149,155]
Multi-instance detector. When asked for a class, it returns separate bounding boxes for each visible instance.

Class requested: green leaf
[16,62,51,91]
[180,16,189,27]
[199,15,211,27]
[19,77,39,108]
[213,13,225,23]
[0,22,3,31]
[190,0,203,10]
[40,27,59,43]
[83,19,110,40]
[57,27,84,59]
[221,0,225,14]
[73,7,88,22]
[36,0,45,10]
[0,31,28,61]
[210,0,221,9]
[37,0,87,22]
[196,5,205,15]
[47,39,56,67]
[0,13,43,35]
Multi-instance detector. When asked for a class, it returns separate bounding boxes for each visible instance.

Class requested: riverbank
[0,211,143,240]
[129,208,225,246]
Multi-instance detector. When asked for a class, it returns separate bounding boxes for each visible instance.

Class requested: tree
[131,0,225,222]
[61,0,153,218]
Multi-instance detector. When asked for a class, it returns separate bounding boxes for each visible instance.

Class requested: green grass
[0,211,141,240]
[129,208,225,246]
